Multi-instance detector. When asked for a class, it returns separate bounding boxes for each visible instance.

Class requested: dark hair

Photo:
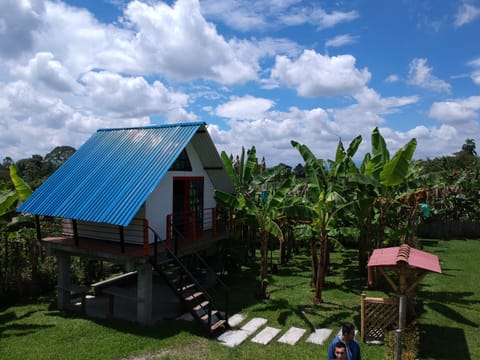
[342,322,355,335]
[335,341,346,350]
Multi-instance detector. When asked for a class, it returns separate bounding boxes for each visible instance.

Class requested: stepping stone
[228,313,245,327]
[278,326,306,345]
[240,317,268,335]
[306,328,333,345]
[217,329,250,347]
[251,326,281,345]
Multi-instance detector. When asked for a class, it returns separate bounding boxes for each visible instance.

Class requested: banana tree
[215,176,294,299]
[291,138,358,303]
[348,127,417,273]
[0,165,32,219]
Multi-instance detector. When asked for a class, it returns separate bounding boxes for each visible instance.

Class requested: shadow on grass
[426,302,478,328]
[418,324,471,360]
[0,310,55,338]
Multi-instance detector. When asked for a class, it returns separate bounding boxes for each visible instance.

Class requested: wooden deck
[41,229,230,264]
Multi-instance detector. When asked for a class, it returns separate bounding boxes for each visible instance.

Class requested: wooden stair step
[184,291,203,301]
[179,283,196,292]
[192,300,209,312]
[210,319,226,332]
[200,310,218,321]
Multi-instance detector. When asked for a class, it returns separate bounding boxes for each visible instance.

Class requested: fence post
[361,293,366,342]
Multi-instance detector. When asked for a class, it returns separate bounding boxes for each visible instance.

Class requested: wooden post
[166,215,172,249]
[73,219,79,246]
[212,207,217,236]
[361,293,366,342]
[119,226,125,253]
[35,215,42,241]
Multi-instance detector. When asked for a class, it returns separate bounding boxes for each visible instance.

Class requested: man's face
[344,330,355,342]
[335,346,346,360]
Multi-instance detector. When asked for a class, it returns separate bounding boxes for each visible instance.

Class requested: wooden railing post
[166,215,172,249]
[212,207,217,236]
[361,293,366,342]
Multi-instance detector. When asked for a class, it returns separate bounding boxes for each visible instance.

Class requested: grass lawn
[1,239,478,359]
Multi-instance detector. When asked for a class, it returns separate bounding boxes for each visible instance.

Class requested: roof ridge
[396,244,410,263]
[97,121,206,132]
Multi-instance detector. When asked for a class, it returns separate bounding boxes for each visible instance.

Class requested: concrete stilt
[57,253,71,310]
[136,262,152,324]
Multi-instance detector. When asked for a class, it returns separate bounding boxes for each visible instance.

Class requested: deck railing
[166,206,231,251]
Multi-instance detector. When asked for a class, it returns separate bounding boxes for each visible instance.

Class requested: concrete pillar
[57,252,71,310]
[136,262,152,324]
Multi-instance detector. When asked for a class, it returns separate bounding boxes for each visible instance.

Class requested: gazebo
[362,244,442,354]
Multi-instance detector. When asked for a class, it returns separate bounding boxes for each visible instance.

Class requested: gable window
[169,149,192,171]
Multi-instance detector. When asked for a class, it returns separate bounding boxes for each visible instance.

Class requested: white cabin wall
[144,143,216,242]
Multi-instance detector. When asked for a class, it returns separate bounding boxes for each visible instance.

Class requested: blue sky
[1,0,479,166]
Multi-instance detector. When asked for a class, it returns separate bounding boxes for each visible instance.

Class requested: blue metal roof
[18,122,209,226]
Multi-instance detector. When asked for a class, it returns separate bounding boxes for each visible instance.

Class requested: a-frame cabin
[18,122,234,332]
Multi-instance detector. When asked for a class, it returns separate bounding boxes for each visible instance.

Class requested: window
[169,149,192,171]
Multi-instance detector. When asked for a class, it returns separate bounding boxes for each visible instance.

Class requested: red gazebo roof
[368,244,442,274]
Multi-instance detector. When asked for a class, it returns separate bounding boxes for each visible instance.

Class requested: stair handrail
[147,225,163,259]
[163,246,218,317]
[149,223,229,333]
[192,251,229,326]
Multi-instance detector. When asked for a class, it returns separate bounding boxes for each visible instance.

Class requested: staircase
[150,248,229,336]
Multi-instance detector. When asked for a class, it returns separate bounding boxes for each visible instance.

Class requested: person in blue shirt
[327,322,361,360]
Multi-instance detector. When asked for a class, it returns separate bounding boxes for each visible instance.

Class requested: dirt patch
[121,338,211,360]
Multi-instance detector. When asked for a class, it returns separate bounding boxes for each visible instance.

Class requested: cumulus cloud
[12,52,81,93]
[209,90,420,166]
[428,96,480,124]
[81,71,189,118]
[125,0,257,84]
[200,0,358,32]
[454,2,480,27]
[214,95,275,120]
[0,0,45,59]
[270,50,371,97]
[407,58,451,93]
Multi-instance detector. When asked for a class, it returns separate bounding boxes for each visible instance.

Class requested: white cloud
[407,58,451,93]
[214,95,275,120]
[0,0,45,59]
[200,0,358,32]
[325,34,357,48]
[270,50,371,97]
[454,2,480,27]
[81,71,189,118]
[428,96,480,124]
[468,57,480,85]
[125,0,257,84]
[385,74,399,83]
[12,52,81,93]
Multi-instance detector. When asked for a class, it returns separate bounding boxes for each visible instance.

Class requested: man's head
[334,341,347,360]
[341,322,356,343]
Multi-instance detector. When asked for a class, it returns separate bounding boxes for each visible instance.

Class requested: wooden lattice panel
[361,295,398,343]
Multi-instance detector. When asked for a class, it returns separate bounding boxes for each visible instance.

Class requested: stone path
[216,314,334,348]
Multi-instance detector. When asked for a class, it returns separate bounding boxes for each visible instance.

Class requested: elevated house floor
[38,212,232,329]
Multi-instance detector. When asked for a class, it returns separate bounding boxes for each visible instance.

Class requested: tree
[461,138,477,156]
[44,146,76,168]
[291,136,359,304]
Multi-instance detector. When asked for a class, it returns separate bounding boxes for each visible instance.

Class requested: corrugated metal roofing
[368,244,442,273]
[18,122,232,226]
